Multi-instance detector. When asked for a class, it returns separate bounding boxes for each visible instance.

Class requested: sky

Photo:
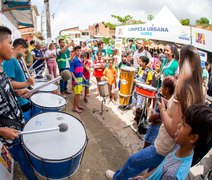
[31,0,212,39]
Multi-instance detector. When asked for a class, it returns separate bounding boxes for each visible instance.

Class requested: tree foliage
[196,17,210,25]
[180,19,190,25]
[111,15,133,25]
[102,37,112,45]
[104,22,116,30]
[147,14,154,21]
[57,34,70,44]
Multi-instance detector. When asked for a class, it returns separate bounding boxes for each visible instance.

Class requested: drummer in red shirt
[93,51,106,93]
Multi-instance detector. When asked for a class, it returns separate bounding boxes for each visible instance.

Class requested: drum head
[30,93,66,108]
[137,83,156,91]
[98,81,107,86]
[22,112,87,160]
[120,66,136,72]
[33,82,58,92]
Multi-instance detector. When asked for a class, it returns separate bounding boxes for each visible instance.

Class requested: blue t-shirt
[147,147,193,180]
[2,58,29,106]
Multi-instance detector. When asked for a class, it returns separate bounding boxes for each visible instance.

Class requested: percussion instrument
[119,66,136,106]
[98,81,109,97]
[30,93,66,116]
[32,82,58,93]
[22,112,87,179]
[136,83,157,98]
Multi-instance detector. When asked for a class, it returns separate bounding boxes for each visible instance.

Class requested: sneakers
[105,170,115,179]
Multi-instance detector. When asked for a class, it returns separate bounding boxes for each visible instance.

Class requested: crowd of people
[0,25,211,180]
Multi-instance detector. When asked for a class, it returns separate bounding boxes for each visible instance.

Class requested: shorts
[108,83,116,93]
[74,84,82,95]
[145,124,160,144]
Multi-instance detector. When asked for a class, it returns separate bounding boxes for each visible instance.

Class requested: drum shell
[119,68,135,105]
[119,95,130,106]
[23,140,86,179]
[22,112,88,179]
[30,93,66,116]
[136,84,156,98]
[98,81,109,97]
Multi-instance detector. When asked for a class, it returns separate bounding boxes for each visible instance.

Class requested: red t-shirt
[83,60,91,79]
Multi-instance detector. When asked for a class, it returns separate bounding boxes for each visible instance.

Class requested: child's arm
[83,61,91,72]
[71,72,79,84]
[103,69,108,81]
[158,99,182,138]
[10,77,34,89]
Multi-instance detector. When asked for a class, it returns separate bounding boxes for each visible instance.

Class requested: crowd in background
[1,28,211,180]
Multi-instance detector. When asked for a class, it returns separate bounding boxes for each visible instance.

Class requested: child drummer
[133,56,152,125]
[103,58,118,103]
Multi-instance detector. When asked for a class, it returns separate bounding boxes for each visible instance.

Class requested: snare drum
[136,83,157,98]
[98,81,109,97]
[30,93,66,116]
[119,66,136,106]
[32,82,58,93]
[22,112,88,179]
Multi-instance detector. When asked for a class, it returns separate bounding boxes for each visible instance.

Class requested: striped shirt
[70,56,83,84]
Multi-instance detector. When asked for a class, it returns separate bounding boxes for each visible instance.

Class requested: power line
[52,0,63,19]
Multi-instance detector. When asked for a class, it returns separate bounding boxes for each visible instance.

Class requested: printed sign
[116,24,191,44]
[0,143,14,180]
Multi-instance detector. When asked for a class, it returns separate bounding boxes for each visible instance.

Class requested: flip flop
[72,109,82,113]
[78,106,85,110]
[65,91,72,94]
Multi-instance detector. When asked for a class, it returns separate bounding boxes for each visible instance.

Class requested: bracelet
[160,108,166,114]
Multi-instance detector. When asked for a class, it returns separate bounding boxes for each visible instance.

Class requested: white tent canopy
[116,6,212,52]
[147,6,182,26]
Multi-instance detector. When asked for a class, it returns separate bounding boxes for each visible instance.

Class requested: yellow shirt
[103,67,117,85]
[29,45,34,52]
[138,67,152,85]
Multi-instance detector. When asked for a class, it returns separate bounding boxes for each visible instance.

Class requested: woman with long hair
[106,44,204,180]
[158,44,179,88]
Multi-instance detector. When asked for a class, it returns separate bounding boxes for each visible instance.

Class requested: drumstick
[32,62,45,71]
[19,123,68,135]
[25,70,71,95]
[29,60,38,70]
[26,76,61,95]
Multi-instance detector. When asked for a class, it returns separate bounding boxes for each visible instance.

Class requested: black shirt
[0,71,25,148]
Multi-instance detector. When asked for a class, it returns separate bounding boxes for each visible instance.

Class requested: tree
[104,14,145,30]
[102,37,111,45]
[57,34,70,44]
[196,17,210,25]
[180,19,190,25]
[111,15,133,25]
[104,22,116,30]
[147,14,154,21]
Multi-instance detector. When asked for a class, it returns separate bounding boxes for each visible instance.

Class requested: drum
[30,93,66,116]
[35,78,48,82]
[22,112,88,179]
[136,83,157,98]
[32,82,58,93]
[98,81,109,97]
[119,66,136,106]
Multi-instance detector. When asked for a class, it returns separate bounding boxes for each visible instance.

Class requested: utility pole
[44,0,51,45]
